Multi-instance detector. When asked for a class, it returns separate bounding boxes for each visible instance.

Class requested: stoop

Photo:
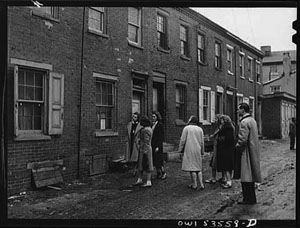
[163,142,181,162]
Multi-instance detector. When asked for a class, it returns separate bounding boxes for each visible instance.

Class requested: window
[227,45,233,74]
[269,65,279,79]
[270,85,281,93]
[96,80,115,130]
[32,6,59,20]
[13,58,64,139]
[199,86,215,124]
[180,25,189,56]
[128,7,142,45]
[248,57,253,81]
[197,33,205,63]
[157,14,168,50]
[215,86,223,115]
[239,52,245,78]
[256,61,261,83]
[88,7,106,34]
[176,84,186,120]
[215,42,221,69]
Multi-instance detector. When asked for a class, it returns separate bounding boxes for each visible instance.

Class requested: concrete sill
[14,134,51,141]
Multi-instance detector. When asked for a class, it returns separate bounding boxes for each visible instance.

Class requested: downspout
[234,46,238,126]
[77,7,85,180]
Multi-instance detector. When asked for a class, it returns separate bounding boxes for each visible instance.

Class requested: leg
[141,171,152,187]
[239,182,256,204]
[197,171,204,189]
[189,171,198,188]
[290,136,295,150]
[222,171,232,188]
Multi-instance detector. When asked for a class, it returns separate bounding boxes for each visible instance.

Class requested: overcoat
[137,126,154,172]
[178,124,204,172]
[151,122,164,167]
[236,114,262,183]
[216,123,235,172]
[125,122,142,162]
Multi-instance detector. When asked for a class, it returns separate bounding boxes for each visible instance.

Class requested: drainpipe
[77,7,85,180]
[234,46,238,126]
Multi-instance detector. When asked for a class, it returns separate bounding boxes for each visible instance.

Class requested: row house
[6,6,263,195]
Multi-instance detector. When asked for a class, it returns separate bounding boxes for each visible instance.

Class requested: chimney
[282,52,292,77]
[260,46,271,56]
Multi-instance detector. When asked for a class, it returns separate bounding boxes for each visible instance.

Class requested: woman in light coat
[133,115,154,188]
[178,115,205,190]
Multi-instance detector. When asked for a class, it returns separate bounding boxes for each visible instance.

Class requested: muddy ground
[7,139,296,226]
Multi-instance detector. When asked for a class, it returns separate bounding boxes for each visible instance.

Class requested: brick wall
[7,6,263,195]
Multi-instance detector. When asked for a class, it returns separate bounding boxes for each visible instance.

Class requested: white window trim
[226,90,233,95]
[93,72,119,81]
[239,51,245,78]
[237,93,243,97]
[199,86,212,125]
[227,44,234,75]
[11,58,53,71]
[216,85,224,93]
[256,60,261,84]
[248,56,254,82]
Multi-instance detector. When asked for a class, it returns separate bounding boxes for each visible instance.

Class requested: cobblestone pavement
[7,139,296,225]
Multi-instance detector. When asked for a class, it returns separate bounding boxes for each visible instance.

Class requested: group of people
[177,102,262,205]
[125,103,262,205]
[125,111,167,188]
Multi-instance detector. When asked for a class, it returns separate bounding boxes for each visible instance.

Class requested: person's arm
[236,121,249,152]
[178,127,187,153]
[200,129,205,155]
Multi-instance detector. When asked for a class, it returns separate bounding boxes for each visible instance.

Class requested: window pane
[35,88,43,101]
[128,7,139,25]
[25,86,34,100]
[18,85,25,99]
[128,25,138,43]
[25,71,34,85]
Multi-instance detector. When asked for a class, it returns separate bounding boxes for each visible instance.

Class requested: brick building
[7,6,263,195]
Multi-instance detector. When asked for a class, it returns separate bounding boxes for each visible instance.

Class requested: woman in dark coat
[216,115,235,189]
[151,111,166,179]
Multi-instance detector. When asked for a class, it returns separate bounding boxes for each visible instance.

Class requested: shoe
[141,183,152,188]
[221,183,232,189]
[199,185,205,190]
[205,178,216,184]
[237,201,257,205]
[132,180,143,186]
[188,184,198,190]
[160,173,167,180]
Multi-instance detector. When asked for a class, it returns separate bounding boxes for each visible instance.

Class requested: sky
[191,8,297,52]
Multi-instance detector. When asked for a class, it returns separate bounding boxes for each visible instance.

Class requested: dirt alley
[7,138,296,222]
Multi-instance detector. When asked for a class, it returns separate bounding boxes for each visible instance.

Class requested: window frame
[157,13,168,50]
[11,58,64,141]
[93,72,118,136]
[256,60,261,84]
[197,33,205,64]
[31,6,59,22]
[214,41,221,69]
[239,51,245,78]
[175,83,186,121]
[226,44,233,74]
[199,86,215,125]
[248,56,253,82]
[270,85,281,93]
[88,7,107,36]
[180,24,189,57]
[128,7,142,46]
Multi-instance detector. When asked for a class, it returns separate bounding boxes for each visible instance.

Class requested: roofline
[261,92,296,101]
[181,7,265,57]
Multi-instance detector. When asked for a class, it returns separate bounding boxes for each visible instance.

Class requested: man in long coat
[125,112,142,166]
[235,103,262,205]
